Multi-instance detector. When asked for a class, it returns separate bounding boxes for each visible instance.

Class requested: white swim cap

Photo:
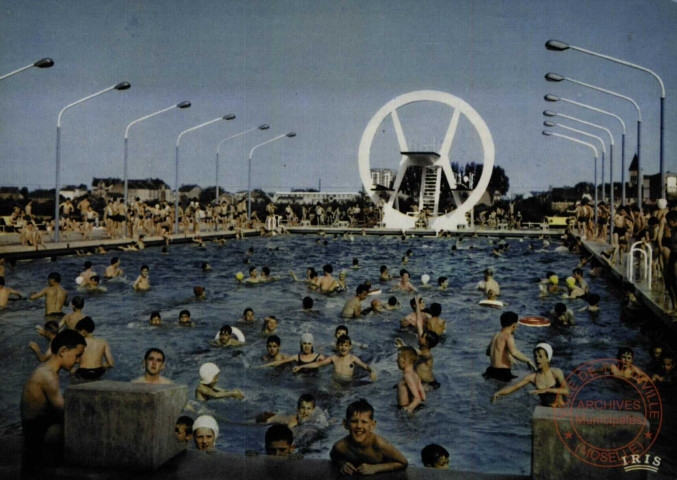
[421,274,430,285]
[199,362,220,385]
[658,198,668,209]
[535,342,553,361]
[301,333,314,344]
[192,415,219,440]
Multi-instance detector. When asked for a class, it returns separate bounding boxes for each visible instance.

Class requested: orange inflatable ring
[519,316,551,327]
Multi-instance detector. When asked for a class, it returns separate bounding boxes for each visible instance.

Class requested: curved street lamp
[546,72,643,208]
[0,57,54,81]
[215,124,270,202]
[55,82,131,243]
[247,132,296,220]
[123,101,192,220]
[546,39,666,199]
[545,94,627,204]
[542,130,600,227]
[174,114,236,234]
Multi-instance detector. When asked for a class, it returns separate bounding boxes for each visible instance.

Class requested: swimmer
[242,307,255,323]
[551,303,575,327]
[29,272,69,317]
[401,297,431,329]
[262,316,278,335]
[477,269,500,296]
[263,333,325,368]
[396,346,426,413]
[192,415,219,452]
[85,275,106,293]
[262,393,329,431]
[362,299,386,314]
[420,274,431,289]
[426,302,446,335]
[396,299,440,388]
[379,265,392,282]
[651,352,674,384]
[133,265,151,291]
[260,266,280,282]
[421,444,450,469]
[201,262,211,272]
[437,276,448,291]
[333,325,368,350]
[330,399,407,475]
[193,286,206,300]
[73,317,114,382]
[20,330,86,474]
[210,325,244,347]
[262,335,288,362]
[350,258,361,270]
[29,321,59,362]
[178,309,195,327]
[318,264,340,293]
[244,266,261,284]
[572,268,589,294]
[385,296,400,310]
[491,343,569,407]
[0,276,23,308]
[340,284,369,318]
[149,311,162,326]
[562,276,585,299]
[336,270,348,291]
[104,257,123,279]
[391,269,417,292]
[401,256,408,265]
[484,312,536,381]
[195,363,244,401]
[132,348,172,384]
[175,416,193,444]
[292,335,377,382]
[55,296,85,331]
[78,261,96,287]
[610,347,645,380]
[301,296,320,315]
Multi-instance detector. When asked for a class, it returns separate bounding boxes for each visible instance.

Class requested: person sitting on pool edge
[195,362,244,401]
[484,311,535,382]
[491,343,569,407]
[330,399,408,475]
[193,415,219,452]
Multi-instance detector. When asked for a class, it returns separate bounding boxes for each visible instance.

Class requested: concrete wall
[64,380,187,471]
[532,406,649,480]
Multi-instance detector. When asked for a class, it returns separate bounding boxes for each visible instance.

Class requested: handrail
[627,241,652,286]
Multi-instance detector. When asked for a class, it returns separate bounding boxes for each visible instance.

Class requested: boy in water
[104,257,123,278]
[401,297,431,329]
[551,303,575,327]
[396,346,426,413]
[242,307,256,323]
[178,309,194,327]
[265,424,296,457]
[29,321,60,362]
[58,295,85,330]
[318,264,339,292]
[262,335,288,362]
[437,276,448,291]
[175,416,193,444]
[421,444,450,469]
[379,265,392,282]
[0,276,22,308]
[73,317,114,382]
[484,311,535,381]
[651,352,674,384]
[30,272,69,317]
[195,362,244,400]
[262,316,278,335]
[192,415,219,452]
[330,399,408,475]
[132,348,172,384]
[293,335,377,382]
[149,311,162,326]
[20,330,86,472]
[85,275,106,293]
[133,265,151,291]
[301,296,320,315]
[211,324,244,347]
[340,284,369,318]
[391,269,417,292]
[426,302,446,335]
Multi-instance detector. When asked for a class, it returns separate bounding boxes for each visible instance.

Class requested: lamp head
[114,82,131,91]
[542,130,553,136]
[545,73,564,82]
[543,110,557,117]
[223,114,236,121]
[258,124,270,130]
[34,58,54,69]
[544,94,560,102]
[543,121,556,127]
[177,101,191,109]
[286,132,296,138]
[545,40,570,51]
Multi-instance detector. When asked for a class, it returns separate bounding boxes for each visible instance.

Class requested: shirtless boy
[30,272,69,317]
[132,348,172,384]
[330,399,408,475]
[104,257,123,278]
[391,269,417,292]
[59,296,85,330]
[293,335,377,382]
[396,347,426,413]
[133,265,151,291]
[340,284,369,318]
[211,324,244,347]
[0,276,22,308]
[318,264,339,293]
[400,297,431,329]
[79,261,96,287]
[74,317,114,382]
[262,335,288,362]
[484,311,535,381]
[20,330,86,472]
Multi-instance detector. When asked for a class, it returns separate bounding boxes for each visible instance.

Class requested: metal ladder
[626,241,652,286]
[420,166,439,214]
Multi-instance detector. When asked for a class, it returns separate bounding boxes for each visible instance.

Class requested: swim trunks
[45,312,65,320]
[483,367,517,382]
[75,366,106,381]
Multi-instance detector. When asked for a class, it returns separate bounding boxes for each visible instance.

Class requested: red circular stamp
[553,358,662,468]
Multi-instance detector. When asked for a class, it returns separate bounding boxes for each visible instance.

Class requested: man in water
[29,272,69,318]
[484,311,535,381]
[132,348,172,384]
[340,284,369,318]
[0,276,22,308]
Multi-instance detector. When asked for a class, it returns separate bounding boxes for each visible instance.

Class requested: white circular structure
[358,90,494,231]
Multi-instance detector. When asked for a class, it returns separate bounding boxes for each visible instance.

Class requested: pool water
[1,235,674,475]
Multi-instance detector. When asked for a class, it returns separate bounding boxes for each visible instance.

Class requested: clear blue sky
[1,0,676,196]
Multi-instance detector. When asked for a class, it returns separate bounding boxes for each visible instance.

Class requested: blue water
[1,235,674,475]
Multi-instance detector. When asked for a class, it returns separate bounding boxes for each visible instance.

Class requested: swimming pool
[1,234,674,475]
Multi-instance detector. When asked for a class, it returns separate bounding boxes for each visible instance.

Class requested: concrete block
[532,406,649,480]
[64,380,187,471]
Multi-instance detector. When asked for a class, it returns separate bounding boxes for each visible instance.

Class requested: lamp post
[215,124,270,203]
[55,82,131,243]
[545,73,642,208]
[175,114,236,234]
[0,58,54,81]
[124,101,191,215]
[545,94,627,204]
[542,130,600,227]
[546,40,666,199]
[247,132,296,221]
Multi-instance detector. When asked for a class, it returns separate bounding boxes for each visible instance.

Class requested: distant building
[0,187,23,201]
[178,184,202,201]
[92,178,172,203]
[370,168,395,188]
[271,191,360,205]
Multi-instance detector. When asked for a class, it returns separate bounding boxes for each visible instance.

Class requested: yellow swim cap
[549,275,558,285]
[566,277,576,288]
[235,272,244,281]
